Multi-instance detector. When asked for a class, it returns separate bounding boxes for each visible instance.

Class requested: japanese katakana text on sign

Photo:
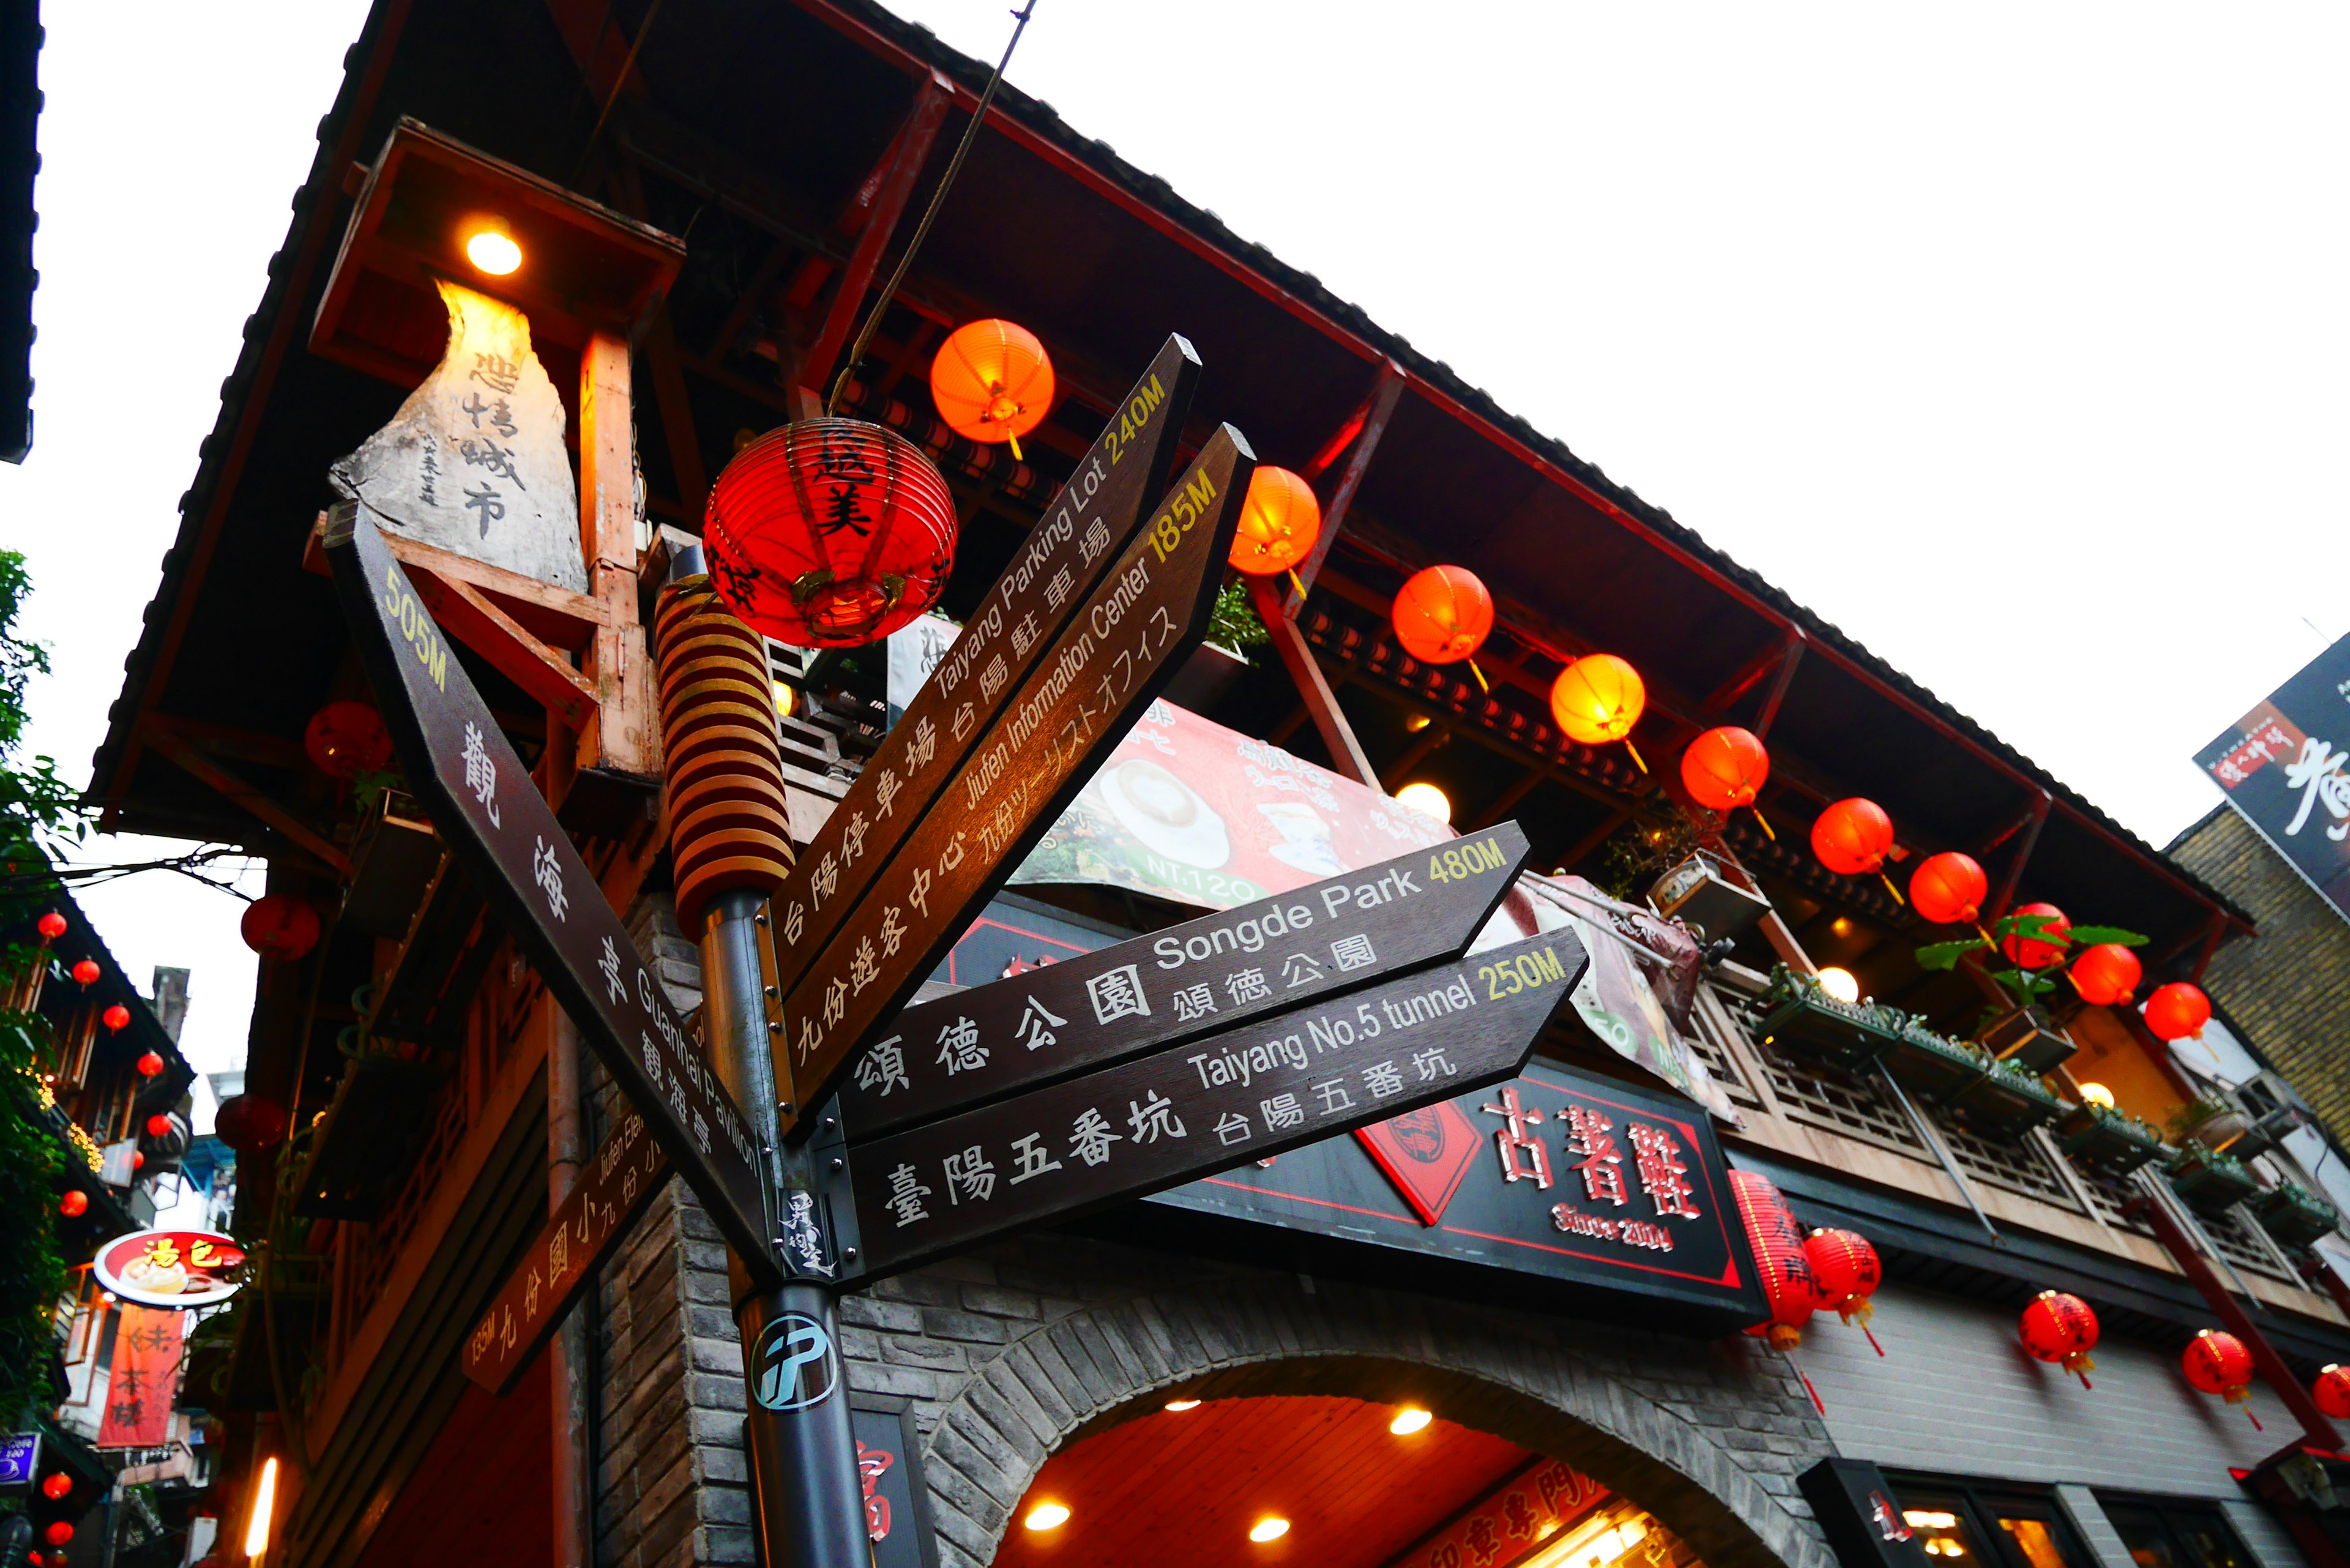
[833,931,1585,1282]
[838,824,1530,1140]
[762,337,1200,1039]
[777,425,1255,1138]
[325,507,777,1285]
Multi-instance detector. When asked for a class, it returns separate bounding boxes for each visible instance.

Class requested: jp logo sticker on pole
[751,1313,841,1412]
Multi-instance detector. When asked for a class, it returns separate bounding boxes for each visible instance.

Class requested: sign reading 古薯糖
[2196,633,2350,925]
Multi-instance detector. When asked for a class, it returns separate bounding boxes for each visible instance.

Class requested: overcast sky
[2,3,2343,1082]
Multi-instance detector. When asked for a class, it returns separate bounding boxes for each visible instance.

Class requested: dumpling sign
[93,1228,247,1309]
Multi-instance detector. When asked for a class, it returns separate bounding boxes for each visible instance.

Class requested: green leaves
[1916,937,1990,971]
[2064,925,2147,947]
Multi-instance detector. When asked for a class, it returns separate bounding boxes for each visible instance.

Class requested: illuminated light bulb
[1618,1520,1649,1550]
[1163,1398,1201,1411]
[1390,1407,1433,1435]
[1250,1518,1291,1544]
[1024,1503,1070,1532]
[772,679,796,719]
[1816,967,1860,1004]
[1830,917,1853,937]
[2078,1082,2116,1110]
[245,1456,280,1557]
[1395,782,1451,824]
[464,228,522,276]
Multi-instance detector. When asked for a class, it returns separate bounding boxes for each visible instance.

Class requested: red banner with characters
[1008,698,1452,909]
[1390,1457,1609,1568]
[97,1304,185,1448]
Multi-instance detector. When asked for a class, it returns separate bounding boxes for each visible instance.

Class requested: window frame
[1882,1472,2098,1568]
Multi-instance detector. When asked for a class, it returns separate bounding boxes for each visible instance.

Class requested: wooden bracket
[1251,574,1378,788]
[141,718,352,874]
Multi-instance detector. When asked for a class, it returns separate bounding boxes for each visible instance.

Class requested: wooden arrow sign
[836,824,1532,1140]
[829,931,1588,1282]
[761,337,1201,1023]
[324,507,778,1285]
[774,425,1256,1137]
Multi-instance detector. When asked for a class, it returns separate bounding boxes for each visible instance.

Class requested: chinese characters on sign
[96,1305,185,1449]
[2196,634,2350,923]
[1387,1457,1609,1568]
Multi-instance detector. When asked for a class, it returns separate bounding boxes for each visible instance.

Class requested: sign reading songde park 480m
[2196,631,2350,923]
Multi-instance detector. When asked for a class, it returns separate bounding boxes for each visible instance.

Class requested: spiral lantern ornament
[2020,1290,2099,1387]
[654,573,795,928]
[1731,1170,1818,1351]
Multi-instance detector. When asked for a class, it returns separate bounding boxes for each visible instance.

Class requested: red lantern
[214,1093,288,1156]
[102,1005,130,1032]
[2145,982,2212,1042]
[43,1522,71,1547]
[1682,726,1770,813]
[1229,466,1320,578]
[929,318,1054,460]
[2313,1364,2350,1420]
[2020,1290,2099,1387]
[131,1151,144,1171]
[303,701,393,780]
[1391,566,1493,666]
[1811,799,1893,875]
[1731,1170,1816,1351]
[2070,943,2142,1006]
[69,959,99,987]
[2001,902,2070,969]
[240,895,321,963]
[36,911,65,941]
[1805,1228,1884,1354]
[1909,852,1988,925]
[39,1471,71,1500]
[2182,1329,2259,1427]
[56,1189,87,1219]
[145,1114,172,1138]
[1551,654,1647,769]
[704,420,958,649]
[135,1051,165,1078]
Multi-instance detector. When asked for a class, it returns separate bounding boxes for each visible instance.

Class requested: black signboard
[834,931,1585,1282]
[1147,1057,1764,1331]
[837,824,1531,1139]
[2196,632,2350,920]
[324,508,777,1283]
[464,1108,668,1395]
[778,427,1255,1136]
[850,1403,942,1568]
[765,337,1200,1012]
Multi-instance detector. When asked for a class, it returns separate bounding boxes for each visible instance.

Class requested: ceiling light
[1250,1518,1291,1544]
[1830,917,1852,937]
[1816,966,1860,1004]
[1406,714,1433,733]
[1396,782,1450,824]
[1390,1407,1433,1435]
[1024,1501,1070,1531]
[1163,1398,1201,1411]
[464,226,522,276]
[2077,1081,2115,1109]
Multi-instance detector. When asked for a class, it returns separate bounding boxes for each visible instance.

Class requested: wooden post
[580,329,658,781]
[546,1006,592,1568]
[1250,574,1378,787]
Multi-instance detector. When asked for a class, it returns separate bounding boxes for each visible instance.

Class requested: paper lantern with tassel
[1550,654,1647,771]
[2069,943,2142,1006]
[929,318,1053,461]
[1909,852,1988,926]
[1731,1170,1818,1351]
[1391,564,1494,693]
[1805,1227,1884,1354]
[2182,1329,2259,1428]
[2144,982,2212,1042]
[2020,1290,2099,1387]
[1229,466,1319,580]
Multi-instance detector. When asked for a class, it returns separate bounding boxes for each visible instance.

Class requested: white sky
[2,3,2343,1082]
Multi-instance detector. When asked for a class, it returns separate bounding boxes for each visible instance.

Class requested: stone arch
[909,1266,1836,1568]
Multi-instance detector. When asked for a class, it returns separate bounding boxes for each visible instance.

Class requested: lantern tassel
[1289,568,1307,600]
[1008,431,1023,463]
[2066,1350,2095,1390]
[1468,659,1491,695]
[1783,1350,1826,1416]
[1879,872,1906,906]
[1624,738,1648,774]
[1750,805,1777,842]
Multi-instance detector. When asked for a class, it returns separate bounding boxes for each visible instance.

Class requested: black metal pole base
[737,1282,867,1568]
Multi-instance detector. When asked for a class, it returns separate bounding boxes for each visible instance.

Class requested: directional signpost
[837,824,1532,1139]
[773,424,1256,1133]
[323,506,780,1285]
[830,930,1587,1281]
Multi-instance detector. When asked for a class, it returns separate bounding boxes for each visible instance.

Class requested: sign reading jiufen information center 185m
[775,426,1254,1134]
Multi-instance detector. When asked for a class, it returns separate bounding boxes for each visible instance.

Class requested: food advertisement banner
[1007,698,1452,910]
[97,1305,185,1449]
[92,1228,245,1309]
[2196,633,2350,922]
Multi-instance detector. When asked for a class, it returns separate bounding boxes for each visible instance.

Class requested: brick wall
[2169,807,2350,1142]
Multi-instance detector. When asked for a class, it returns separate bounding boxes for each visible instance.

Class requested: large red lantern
[1731,1170,1817,1351]
[929,318,1054,461]
[2001,902,2070,969]
[1392,566,1493,668]
[36,911,64,941]
[57,1189,87,1219]
[240,895,321,963]
[1909,852,1988,926]
[69,958,99,987]
[1550,654,1647,771]
[214,1093,288,1156]
[1682,726,1775,840]
[2314,1364,2350,1420]
[2182,1330,2259,1428]
[39,1471,70,1500]
[1805,1228,1884,1354]
[135,1051,165,1078]
[1229,466,1320,579]
[2020,1290,2098,1387]
[1810,799,1892,875]
[704,420,957,649]
[102,1005,130,1032]
[2144,982,2212,1041]
[42,1522,71,1547]
[303,701,393,780]
[2070,943,2143,1006]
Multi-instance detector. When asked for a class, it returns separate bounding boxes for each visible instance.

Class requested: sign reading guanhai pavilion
[2198,630,2350,924]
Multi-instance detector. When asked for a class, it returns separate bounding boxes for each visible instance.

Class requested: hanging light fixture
[929,318,1054,461]
[1550,654,1647,771]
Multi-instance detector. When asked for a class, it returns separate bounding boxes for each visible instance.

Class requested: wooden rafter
[798,72,954,395]
[140,721,350,874]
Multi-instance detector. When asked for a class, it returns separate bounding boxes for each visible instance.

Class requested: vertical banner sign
[324,507,779,1285]
[2196,633,2350,922]
[96,1306,184,1449]
[777,425,1256,1132]
[764,337,1201,1025]
[849,1405,942,1568]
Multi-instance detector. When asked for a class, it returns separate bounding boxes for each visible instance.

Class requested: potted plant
[1914,909,2147,1065]
[2164,1144,2262,1215]
[1882,1019,1991,1103]
[2168,1090,2253,1152]
[2056,1102,2167,1174]
[1975,1004,2076,1075]
[1756,965,1906,1072]
[2251,1181,2341,1249]
[1948,1056,2070,1137]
